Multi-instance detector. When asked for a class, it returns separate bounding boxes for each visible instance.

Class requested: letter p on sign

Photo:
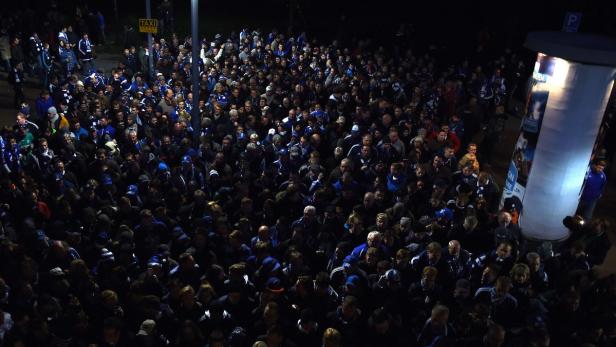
[562,12,582,33]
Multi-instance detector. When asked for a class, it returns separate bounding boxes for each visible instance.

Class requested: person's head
[99,115,109,126]
[340,158,352,173]
[47,106,58,119]
[526,252,541,273]
[16,112,28,126]
[101,289,119,309]
[437,130,448,142]
[478,171,490,185]
[208,329,225,347]
[366,231,382,247]
[463,215,478,231]
[363,192,375,207]
[484,324,506,347]
[448,240,461,257]
[179,285,196,307]
[423,266,438,285]
[361,145,371,158]
[467,143,478,155]
[266,325,284,347]
[365,247,379,266]
[462,164,473,176]
[593,159,607,173]
[376,213,388,229]
[197,283,216,305]
[395,248,411,268]
[178,252,195,269]
[83,33,88,40]
[341,295,358,319]
[495,242,512,259]
[390,162,403,176]
[494,276,512,297]
[371,308,391,334]
[263,301,279,323]
[303,205,316,222]
[497,211,512,227]
[432,155,443,168]
[430,305,449,325]
[347,213,363,234]
[561,290,580,312]
[510,263,530,285]
[322,328,342,347]
[427,242,442,263]
[361,134,373,147]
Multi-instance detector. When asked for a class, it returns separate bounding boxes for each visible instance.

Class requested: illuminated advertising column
[502,32,616,240]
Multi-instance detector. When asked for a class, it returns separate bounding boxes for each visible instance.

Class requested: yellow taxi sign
[139,18,158,34]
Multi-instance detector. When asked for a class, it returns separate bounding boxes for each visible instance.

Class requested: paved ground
[0,49,120,127]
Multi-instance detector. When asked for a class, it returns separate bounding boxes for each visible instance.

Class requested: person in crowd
[8,61,24,108]
[78,32,95,74]
[578,159,608,220]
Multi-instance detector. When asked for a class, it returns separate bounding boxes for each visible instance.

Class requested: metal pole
[146,0,154,80]
[114,0,120,44]
[191,0,201,146]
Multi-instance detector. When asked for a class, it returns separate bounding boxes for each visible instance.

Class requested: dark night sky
[5,0,616,53]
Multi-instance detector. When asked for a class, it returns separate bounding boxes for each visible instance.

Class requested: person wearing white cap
[137,319,156,336]
[47,106,69,134]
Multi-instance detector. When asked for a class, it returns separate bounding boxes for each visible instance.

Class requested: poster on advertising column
[501,53,555,206]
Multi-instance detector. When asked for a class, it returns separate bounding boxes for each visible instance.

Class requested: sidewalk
[0,46,122,127]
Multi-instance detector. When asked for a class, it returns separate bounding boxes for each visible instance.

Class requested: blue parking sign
[563,12,582,33]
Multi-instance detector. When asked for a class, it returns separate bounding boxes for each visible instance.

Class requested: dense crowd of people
[0,5,616,347]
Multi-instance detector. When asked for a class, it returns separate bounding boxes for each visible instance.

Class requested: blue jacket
[78,38,93,60]
[581,169,607,202]
[35,96,54,120]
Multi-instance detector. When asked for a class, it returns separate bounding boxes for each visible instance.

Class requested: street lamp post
[191,0,201,146]
[145,0,154,80]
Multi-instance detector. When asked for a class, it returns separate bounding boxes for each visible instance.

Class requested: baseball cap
[385,269,401,282]
[100,248,115,262]
[147,255,163,268]
[138,174,151,183]
[262,256,281,273]
[137,320,156,336]
[158,162,169,172]
[345,274,361,287]
[49,267,65,278]
[343,255,359,269]
[266,277,285,293]
[101,174,113,186]
[127,184,138,195]
[19,104,30,116]
[435,208,454,221]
